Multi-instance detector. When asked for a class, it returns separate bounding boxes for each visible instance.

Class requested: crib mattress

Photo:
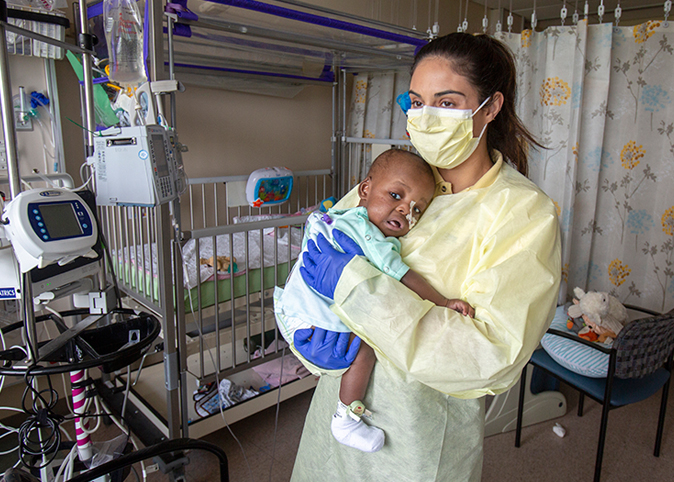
[113,244,297,312]
[184,262,294,312]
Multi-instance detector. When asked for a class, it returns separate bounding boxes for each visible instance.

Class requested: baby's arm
[400,270,475,318]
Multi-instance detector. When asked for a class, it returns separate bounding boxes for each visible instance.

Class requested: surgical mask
[406,97,491,170]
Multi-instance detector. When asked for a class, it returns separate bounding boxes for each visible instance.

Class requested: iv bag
[103,0,147,86]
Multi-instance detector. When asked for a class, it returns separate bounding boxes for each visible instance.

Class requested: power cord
[18,368,64,469]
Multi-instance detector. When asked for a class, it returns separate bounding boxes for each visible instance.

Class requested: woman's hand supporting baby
[294,327,361,370]
[300,230,364,299]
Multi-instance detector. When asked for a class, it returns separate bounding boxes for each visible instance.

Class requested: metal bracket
[164,351,179,391]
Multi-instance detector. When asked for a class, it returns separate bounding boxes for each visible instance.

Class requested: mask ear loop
[472,96,493,140]
[471,96,492,117]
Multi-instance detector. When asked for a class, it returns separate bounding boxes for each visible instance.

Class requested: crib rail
[98,169,331,387]
[99,204,163,314]
[184,215,306,383]
[185,169,332,230]
[340,138,413,195]
[98,169,331,314]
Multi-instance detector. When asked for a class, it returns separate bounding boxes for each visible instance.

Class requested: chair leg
[593,398,611,482]
[655,377,671,457]
[578,392,585,417]
[515,364,527,448]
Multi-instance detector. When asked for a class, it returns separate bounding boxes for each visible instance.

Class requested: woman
[291,33,562,481]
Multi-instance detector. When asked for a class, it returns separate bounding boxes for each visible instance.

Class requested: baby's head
[358,149,435,238]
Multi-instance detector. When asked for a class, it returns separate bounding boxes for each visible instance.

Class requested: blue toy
[319,196,337,212]
[246,167,293,207]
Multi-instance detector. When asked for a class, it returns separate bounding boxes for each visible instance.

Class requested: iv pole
[0,0,39,363]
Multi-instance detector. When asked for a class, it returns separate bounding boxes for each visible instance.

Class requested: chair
[515,305,674,482]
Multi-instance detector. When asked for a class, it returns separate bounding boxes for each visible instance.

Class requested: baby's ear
[358,177,371,200]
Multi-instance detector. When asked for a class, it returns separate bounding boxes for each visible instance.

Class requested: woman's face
[409,57,489,137]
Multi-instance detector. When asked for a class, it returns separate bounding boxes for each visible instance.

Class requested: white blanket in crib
[116,227,302,290]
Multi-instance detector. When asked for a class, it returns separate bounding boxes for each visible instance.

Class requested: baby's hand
[446,299,475,318]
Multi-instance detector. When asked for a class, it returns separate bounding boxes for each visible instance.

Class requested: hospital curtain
[346,71,410,187]
[497,21,674,312]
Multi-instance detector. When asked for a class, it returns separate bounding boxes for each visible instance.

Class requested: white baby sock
[331,400,385,453]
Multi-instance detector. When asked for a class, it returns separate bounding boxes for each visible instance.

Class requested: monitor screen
[151,134,170,177]
[40,202,83,240]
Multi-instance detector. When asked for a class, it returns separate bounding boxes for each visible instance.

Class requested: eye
[414,206,421,214]
[439,99,455,108]
[390,192,401,200]
[410,100,423,108]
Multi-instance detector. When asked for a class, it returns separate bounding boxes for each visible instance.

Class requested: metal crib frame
[99,169,331,439]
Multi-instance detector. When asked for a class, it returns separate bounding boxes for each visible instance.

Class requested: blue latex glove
[300,230,364,299]
[294,327,361,370]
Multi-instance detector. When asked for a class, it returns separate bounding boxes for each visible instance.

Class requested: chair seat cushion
[540,305,610,378]
[530,348,671,406]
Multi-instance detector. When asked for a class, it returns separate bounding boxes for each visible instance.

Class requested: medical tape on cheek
[406,200,417,229]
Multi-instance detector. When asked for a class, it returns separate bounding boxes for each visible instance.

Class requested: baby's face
[359,162,434,238]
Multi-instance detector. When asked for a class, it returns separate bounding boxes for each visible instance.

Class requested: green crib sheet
[113,255,294,313]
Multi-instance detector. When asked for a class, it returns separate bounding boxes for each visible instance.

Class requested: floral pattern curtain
[346,71,410,188]
[496,20,674,312]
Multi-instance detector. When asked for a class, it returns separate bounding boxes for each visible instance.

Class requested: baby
[274,149,474,452]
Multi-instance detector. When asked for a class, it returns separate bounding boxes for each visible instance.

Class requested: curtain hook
[615,3,622,27]
[508,0,513,33]
[457,0,463,32]
[482,0,489,33]
[584,0,589,21]
[665,0,672,27]
[598,0,605,24]
[463,0,469,33]
[573,0,579,25]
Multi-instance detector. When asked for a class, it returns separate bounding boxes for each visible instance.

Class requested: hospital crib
[98,169,331,439]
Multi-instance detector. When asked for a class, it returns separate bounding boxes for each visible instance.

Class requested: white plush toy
[567,287,628,344]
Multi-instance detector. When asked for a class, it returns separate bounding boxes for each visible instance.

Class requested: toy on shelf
[567,287,628,344]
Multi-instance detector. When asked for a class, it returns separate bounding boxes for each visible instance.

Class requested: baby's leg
[332,335,384,453]
[339,336,376,405]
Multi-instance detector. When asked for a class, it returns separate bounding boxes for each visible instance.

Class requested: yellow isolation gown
[291,153,561,481]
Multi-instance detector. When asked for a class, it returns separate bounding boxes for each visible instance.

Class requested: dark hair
[411,33,541,176]
[370,149,434,189]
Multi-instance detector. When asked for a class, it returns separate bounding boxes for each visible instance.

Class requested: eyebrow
[408,89,466,98]
[392,180,410,190]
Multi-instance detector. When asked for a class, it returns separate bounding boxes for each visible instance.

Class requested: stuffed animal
[200,255,237,273]
[566,310,585,333]
[567,287,628,344]
[566,312,600,342]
